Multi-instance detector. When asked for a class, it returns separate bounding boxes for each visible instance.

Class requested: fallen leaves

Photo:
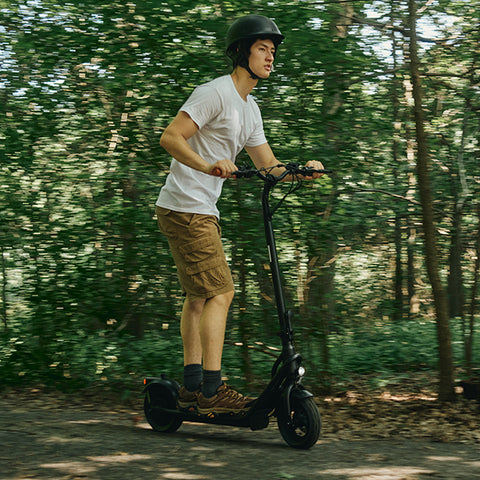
[1,372,479,445]
[316,373,480,443]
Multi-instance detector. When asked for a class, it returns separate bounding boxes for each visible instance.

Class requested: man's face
[248,39,276,79]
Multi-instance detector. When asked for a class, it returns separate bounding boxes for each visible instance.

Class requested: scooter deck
[150,403,273,430]
[144,375,278,430]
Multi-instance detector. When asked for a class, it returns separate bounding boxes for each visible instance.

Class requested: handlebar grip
[211,167,222,177]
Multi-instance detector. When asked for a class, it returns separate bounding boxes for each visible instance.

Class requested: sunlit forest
[1,0,478,400]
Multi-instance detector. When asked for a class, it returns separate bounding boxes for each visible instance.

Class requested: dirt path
[1,391,479,480]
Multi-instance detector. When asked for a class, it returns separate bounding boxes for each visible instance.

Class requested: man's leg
[180,291,233,397]
[180,291,233,395]
[199,290,234,398]
[181,289,253,412]
[181,296,205,366]
[180,297,205,393]
[200,291,234,371]
[181,291,234,370]
[196,289,253,413]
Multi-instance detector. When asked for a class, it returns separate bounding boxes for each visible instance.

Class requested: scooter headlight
[298,366,305,378]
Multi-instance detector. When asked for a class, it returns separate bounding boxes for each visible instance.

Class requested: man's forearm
[160,130,210,174]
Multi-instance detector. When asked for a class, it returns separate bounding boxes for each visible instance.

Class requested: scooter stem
[261,180,294,350]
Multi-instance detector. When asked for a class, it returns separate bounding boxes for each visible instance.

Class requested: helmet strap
[236,50,260,80]
[246,63,260,80]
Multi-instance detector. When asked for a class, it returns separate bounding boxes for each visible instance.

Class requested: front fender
[291,384,314,400]
[277,384,314,419]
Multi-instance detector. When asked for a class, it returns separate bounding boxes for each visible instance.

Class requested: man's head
[226,14,284,79]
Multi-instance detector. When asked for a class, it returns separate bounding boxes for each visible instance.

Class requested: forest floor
[1,372,479,480]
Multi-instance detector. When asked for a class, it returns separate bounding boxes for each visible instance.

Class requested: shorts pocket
[180,236,222,275]
[155,206,171,216]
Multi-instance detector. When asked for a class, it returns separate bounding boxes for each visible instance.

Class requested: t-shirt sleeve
[179,84,221,129]
[245,102,267,147]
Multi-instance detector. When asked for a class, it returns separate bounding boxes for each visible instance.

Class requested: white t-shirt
[156,75,267,218]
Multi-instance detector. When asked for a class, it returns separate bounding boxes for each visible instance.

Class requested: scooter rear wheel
[277,396,321,449]
[144,382,183,433]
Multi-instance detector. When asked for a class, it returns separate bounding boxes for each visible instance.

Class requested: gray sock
[183,364,202,392]
[202,369,222,398]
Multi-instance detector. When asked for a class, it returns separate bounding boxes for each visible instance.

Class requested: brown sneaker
[197,384,255,414]
[178,386,199,411]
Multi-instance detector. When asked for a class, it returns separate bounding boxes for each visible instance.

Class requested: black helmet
[226,14,284,53]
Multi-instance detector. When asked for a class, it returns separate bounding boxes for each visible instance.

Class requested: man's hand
[303,160,325,179]
[209,159,238,178]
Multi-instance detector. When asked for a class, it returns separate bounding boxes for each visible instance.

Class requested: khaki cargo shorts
[156,206,234,300]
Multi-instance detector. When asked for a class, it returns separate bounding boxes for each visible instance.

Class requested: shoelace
[223,385,249,404]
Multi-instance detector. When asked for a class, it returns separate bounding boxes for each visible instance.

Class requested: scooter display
[143,162,330,449]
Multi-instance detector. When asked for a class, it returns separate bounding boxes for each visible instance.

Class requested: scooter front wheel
[277,396,321,449]
[144,382,183,433]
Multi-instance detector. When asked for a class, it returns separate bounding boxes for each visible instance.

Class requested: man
[156,14,324,414]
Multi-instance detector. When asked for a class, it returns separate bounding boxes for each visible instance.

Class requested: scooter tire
[144,383,183,433]
[277,396,321,449]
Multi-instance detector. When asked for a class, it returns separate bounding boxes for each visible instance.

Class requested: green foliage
[0,0,479,392]
[0,322,184,390]
[3,317,478,393]
[329,321,439,377]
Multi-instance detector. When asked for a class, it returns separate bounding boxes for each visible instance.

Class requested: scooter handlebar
[234,163,332,180]
[211,163,331,179]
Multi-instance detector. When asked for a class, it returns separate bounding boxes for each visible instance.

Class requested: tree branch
[347,186,422,207]
[345,186,449,217]
[225,340,280,358]
[343,13,464,45]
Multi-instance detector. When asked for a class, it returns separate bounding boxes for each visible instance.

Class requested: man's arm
[160,111,237,178]
[245,143,278,170]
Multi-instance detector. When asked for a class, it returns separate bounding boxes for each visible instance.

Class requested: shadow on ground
[1,400,479,480]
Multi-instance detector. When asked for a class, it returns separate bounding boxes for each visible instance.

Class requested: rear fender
[143,375,180,402]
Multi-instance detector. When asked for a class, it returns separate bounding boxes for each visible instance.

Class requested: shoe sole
[178,400,197,407]
[179,404,198,415]
[197,406,250,415]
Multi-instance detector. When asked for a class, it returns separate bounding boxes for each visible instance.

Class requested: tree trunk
[306,0,353,385]
[447,109,469,320]
[0,243,7,331]
[404,78,420,318]
[390,3,404,321]
[233,182,254,385]
[463,57,480,375]
[465,205,480,374]
[408,0,455,401]
[448,205,464,319]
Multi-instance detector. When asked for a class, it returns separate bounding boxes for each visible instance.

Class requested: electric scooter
[143,162,331,449]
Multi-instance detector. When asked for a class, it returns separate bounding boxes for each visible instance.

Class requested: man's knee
[208,290,234,308]
[224,289,234,305]
[184,297,206,316]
